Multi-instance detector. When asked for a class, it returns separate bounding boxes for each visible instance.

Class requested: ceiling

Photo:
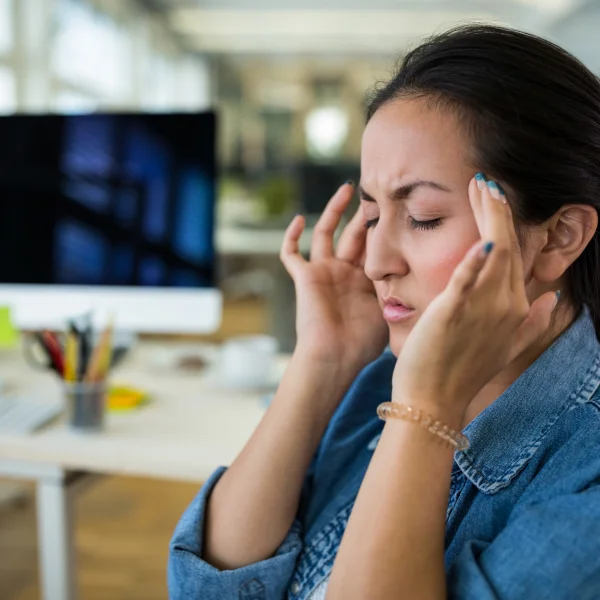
[139,0,594,56]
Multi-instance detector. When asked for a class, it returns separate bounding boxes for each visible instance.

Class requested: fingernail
[483,241,494,255]
[344,179,355,187]
[475,172,487,191]
[496,183,508,204]
[487,180,501,200]
[554,289,561,310]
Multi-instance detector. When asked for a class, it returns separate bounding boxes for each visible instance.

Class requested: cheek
[422,249,466,295]
[385,245,472,358]
[415,242,475,299]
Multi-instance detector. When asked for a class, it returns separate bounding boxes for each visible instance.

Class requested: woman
[169,24,600,599]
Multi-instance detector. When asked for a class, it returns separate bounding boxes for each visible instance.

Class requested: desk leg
[36,478,77,600]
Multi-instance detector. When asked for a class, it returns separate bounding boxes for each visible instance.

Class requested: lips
[383,296,414,310]
[382,296,415,323]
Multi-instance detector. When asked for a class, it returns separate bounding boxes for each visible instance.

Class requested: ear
[531,204,598,283]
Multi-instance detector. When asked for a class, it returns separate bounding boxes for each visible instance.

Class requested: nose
[363,221,409,282]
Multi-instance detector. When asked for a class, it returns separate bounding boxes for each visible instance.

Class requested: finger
[446,239,494,302]
[478,178,512,285]
[487,181,525,298]
[510,290,558,361]
[336,205,367,264]
[280,214,307,277]
[311,181,355,260]
[502,193,527,298]
[357,248,367,269]
[469,174,485,233]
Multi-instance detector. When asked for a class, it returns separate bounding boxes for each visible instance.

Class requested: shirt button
[290,581,301,594]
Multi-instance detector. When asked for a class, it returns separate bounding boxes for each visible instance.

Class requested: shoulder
[559,387,600,455]
[518,390,600,508]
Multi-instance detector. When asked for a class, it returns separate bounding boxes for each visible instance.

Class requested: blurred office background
[1,0,600,598]
[1,0,599,350]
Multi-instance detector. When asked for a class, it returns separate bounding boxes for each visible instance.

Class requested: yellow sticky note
[108,385,149,411]
[0,307,18,348]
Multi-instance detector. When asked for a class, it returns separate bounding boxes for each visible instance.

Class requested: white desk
[0,342,276,600]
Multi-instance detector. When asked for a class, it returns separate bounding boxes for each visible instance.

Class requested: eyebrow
[359,180,452,203]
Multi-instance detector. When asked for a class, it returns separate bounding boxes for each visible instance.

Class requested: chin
[388,327,412,358]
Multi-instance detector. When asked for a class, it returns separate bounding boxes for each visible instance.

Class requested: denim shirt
[169,304,600,600]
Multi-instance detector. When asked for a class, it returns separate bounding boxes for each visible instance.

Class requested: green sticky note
[0,307,18,347]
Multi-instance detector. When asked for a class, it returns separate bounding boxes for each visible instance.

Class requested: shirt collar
[454,304,600,494]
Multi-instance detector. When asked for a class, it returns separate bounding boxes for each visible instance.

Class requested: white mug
[219,335,278,388]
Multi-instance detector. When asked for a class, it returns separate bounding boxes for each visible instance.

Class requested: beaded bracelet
[376,402,470,451]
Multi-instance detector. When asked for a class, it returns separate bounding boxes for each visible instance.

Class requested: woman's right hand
[280,181,389,371]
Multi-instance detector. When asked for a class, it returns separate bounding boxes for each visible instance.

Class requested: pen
[79,318,92,381]
[41,330,65,376]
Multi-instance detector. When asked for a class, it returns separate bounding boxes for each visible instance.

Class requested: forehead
[361,98,471,187]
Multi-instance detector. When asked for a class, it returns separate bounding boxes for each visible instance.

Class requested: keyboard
[0,395,63,434]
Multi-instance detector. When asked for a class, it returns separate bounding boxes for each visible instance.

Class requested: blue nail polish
[483,241,494,254]
[497,183,506,196]
[556,289,561,302]
[487,180,499,192]
[475,172,486,181]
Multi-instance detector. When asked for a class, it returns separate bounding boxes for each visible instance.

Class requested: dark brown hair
[367,24,600,341]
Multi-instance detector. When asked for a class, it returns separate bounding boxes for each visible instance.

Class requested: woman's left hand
[392,174,559,422]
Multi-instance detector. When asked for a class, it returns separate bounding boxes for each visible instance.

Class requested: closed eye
[364,217,442,230]
[410,218,442,231]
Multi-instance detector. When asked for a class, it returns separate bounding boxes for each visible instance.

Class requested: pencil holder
[63,381,107,431]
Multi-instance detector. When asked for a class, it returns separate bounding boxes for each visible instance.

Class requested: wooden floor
[0,476,201,600]
[0,297,269,599]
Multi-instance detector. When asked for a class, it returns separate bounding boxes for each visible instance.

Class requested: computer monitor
[0,111,221,333]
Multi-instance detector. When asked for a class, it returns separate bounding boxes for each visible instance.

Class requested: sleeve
[168,466,309,600]
[447,486,600,600]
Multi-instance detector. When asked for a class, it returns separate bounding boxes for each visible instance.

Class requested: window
[0,0,13,56]
[51,0,132,102]
[0,66,16,113]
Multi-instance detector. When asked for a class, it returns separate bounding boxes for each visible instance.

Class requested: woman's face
[361,98,482,356]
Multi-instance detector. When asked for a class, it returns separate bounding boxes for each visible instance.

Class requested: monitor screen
[0,112,216,288]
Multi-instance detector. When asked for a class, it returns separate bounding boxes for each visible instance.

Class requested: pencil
[84,319,113,382]
[64,332,79,382]
[97,326,113,380]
